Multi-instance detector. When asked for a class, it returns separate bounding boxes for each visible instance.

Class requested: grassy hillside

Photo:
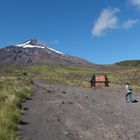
[0,69,32,140]
[23,65,140,90]
[116,60,140,67]
[0,65,140,139]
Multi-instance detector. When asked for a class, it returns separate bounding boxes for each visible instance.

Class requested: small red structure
[90,74,109,87]
[96,75,106,82]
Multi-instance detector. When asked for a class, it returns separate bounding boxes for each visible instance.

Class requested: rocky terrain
[20,80,140,140]
[0,39,93,66]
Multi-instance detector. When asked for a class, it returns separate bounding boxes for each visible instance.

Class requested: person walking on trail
[90,74,96,87]
[125,83,133,103]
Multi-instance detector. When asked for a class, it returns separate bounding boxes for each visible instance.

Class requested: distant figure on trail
[125,83,133,103]
[90,74,96,87]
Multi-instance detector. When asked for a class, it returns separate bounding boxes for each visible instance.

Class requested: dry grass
[0,76,32,140]
[0,64,140,139]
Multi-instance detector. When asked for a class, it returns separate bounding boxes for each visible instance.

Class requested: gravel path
[20,80,140,140]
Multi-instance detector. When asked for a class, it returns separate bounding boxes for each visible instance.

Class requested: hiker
[125,83,133,103]
[90,74,96,87]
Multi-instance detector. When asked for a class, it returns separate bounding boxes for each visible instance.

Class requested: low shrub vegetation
[0,65,140,139]
[0,75,32,140]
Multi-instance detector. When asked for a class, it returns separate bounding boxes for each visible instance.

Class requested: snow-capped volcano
[16,39,64,54]
[16,40,45,49]
[0,39,93,66]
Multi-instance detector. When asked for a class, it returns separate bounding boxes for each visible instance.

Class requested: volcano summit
[0,39,93,66]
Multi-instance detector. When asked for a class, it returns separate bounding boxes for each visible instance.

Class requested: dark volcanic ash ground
[20,80,140,140]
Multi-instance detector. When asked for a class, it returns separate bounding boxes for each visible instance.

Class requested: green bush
[0,75,32,140]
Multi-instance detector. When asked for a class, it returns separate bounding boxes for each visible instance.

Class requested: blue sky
[0,0,140,64]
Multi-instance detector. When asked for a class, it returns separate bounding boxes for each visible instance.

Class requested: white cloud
[129,0,140,8]
[92,7,120,37]
[122,19,138,29]
[92,7,138,37]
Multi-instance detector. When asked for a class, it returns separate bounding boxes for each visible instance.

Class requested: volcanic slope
[0,39,93,66]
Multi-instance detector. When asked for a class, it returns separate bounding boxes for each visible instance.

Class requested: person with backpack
[125,83,133,103]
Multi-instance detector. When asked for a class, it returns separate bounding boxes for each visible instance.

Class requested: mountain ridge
[116,60,140,67]
[0,39,93,66]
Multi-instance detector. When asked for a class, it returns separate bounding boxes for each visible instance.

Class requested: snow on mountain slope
[0,39,93,66]
[16,39,64,54]
[47,47,64,54]
[16,40,45,49]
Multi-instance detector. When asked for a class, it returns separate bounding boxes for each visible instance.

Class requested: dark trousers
[90,81,96,87]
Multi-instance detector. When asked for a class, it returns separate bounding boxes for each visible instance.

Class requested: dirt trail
[20,80,140,140]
